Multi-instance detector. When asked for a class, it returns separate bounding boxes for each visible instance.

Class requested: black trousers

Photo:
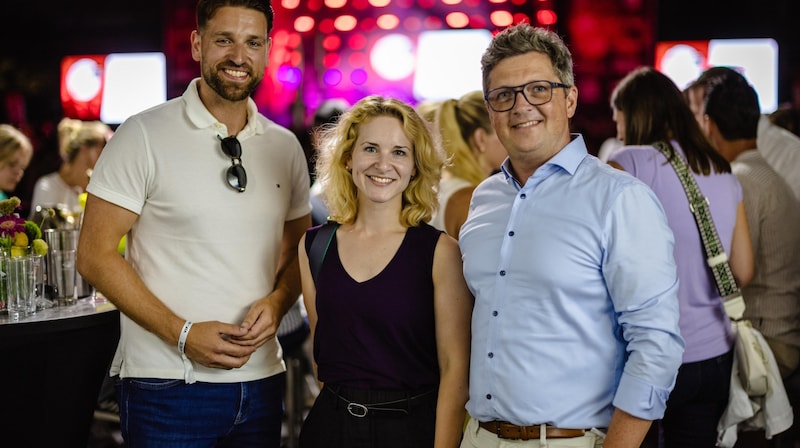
[656,350,734,448]
[299,384,437,448]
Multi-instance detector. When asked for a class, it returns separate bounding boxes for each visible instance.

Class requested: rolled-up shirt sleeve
[603,183,685,420]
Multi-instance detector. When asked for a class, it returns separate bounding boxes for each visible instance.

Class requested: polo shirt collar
[182,78,264,138]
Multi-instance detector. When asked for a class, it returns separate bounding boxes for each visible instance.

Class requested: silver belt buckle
[347,402,368,417]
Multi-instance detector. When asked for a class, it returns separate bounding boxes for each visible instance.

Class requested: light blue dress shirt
[459,134,684,428]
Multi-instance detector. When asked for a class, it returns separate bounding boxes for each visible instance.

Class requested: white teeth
[514,120,539,128]
[224,69,247,78]
[369,176,392,184]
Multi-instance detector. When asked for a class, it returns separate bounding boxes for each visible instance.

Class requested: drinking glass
[6,255,35,320]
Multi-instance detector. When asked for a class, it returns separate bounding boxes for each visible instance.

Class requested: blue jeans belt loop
[326,386,436,418]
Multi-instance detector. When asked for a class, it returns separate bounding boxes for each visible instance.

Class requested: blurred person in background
[0,124,33,201]
[429,91,506,238]
[609,66,754,448]
[695,67,798,447]
[768,105,800,137]
[686,67,800,203]
[29,118,111,219]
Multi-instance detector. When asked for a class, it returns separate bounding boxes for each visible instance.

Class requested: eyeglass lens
[487,81,558,112]
[220,136,247,192]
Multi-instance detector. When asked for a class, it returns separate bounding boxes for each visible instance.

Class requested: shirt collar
[182,78,263,138]
[500,134,589,183]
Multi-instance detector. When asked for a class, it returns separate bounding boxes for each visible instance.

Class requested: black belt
[324,385,436,418]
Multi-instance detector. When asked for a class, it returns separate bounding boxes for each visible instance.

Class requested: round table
[0,298,120,447]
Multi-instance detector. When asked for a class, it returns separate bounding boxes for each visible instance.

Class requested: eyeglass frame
[484,80,571,112]
[218,135,247,193]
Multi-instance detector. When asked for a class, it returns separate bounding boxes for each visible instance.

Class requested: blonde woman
[0,124,33,201]
[29,118,110,217]
[429,91,506,238]
[298,95,472,448]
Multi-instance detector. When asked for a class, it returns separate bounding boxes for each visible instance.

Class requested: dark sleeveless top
[304,222,443,389]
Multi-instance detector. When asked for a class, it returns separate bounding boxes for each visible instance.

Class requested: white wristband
[178,321,196,384]
[178,321,193,355]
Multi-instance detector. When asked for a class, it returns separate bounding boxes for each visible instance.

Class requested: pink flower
[0,215,25,238]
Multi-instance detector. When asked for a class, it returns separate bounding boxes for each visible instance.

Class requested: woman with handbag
[608,66,754,448]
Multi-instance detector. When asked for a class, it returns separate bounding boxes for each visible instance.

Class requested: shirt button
[520,193,526,199]
[486,394,492,400]
[499,270,506,276]
[488,352,494,358]
[492,310,498,317]
[508,231,515,236]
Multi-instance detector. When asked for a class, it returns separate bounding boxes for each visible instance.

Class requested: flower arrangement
[0,196,49,257]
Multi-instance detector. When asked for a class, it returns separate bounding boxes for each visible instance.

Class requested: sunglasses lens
[227,164,247,192]
[221,137,242,158]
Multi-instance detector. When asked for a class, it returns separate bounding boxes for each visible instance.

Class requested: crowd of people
[1,1,799,447]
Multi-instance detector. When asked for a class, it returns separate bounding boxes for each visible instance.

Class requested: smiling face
[348,115,416,209]
[191,6,270,103]
[486,51,577,179]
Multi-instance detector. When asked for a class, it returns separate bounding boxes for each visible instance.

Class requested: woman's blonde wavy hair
[314,95,445,227]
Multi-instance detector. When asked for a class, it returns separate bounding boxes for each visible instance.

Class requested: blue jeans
[118,374,285,448]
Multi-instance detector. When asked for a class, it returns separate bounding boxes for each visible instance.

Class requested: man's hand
[226,294,283,348]
[183,320,258,369]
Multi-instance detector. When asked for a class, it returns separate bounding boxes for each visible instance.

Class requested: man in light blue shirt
[459,23,684,448]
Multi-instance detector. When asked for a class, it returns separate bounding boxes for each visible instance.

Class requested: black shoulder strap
[308,221,339,285]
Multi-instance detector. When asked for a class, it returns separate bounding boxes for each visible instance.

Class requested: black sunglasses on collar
[218,135,247,193]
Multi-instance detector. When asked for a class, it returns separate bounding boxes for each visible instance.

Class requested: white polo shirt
[88,78,311,383]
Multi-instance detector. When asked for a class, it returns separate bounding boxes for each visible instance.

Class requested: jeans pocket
[125,378,185,391]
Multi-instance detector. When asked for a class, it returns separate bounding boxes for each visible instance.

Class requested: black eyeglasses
[484,80,570,112]
[218,135,247,192]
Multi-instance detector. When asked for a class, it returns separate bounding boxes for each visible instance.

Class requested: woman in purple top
[608,67,754,448]
[297,95,473,448]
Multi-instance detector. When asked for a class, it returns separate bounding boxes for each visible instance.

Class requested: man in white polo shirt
[77,0,311,446]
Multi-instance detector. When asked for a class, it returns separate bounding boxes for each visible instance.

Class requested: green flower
[31,239,49,256]
[0,196,21,216]
[24,220,42,241]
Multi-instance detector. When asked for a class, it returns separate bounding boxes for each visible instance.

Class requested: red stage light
[403,16,422,31]
[294,16,315,33]
[334,15,358,32]
[537,9,557,25]
[377,14,400,30]
[445,12,470,28]
[348,33,368,50]
[490,10,513,27]
[323,35,342,51]
[319,18,335,34]
[323,53,341,68]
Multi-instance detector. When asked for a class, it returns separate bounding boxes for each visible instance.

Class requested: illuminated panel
[61,55,105,120]
[656,38,779,113]
[100,53,167,124]
[61,53,167,124]
[413,29,492,101]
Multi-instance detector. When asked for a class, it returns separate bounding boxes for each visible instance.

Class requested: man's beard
[202,62,262,102]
